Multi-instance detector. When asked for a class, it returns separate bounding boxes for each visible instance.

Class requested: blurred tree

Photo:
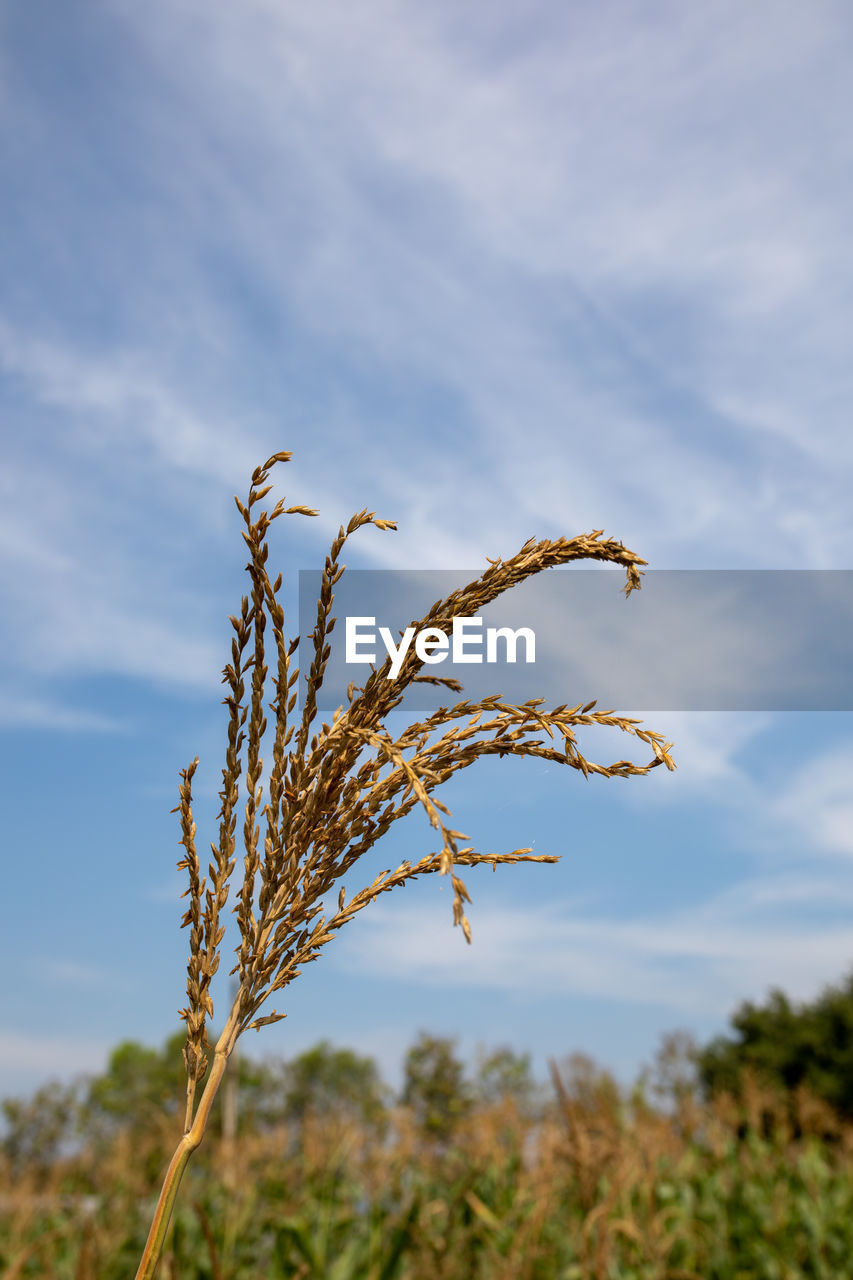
[83,1031,187,1140]
[230,1052,289,1133]
[637,1030,700,1112]
[81,1029,286,1142]
[1,1079,82,1174]
[282,1040,388,1128]
[402,1032,472,1141]
[551,1051,623,1120]
[1,1030,390,1178]
[473,1045,536,1111]
[697,970,853,1120]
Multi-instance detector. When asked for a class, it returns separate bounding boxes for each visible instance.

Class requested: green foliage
[282,1041,389,1128]
[473,1045,536,1110]
[556,1050,623,1114]
[84,1032,187,1137]
[636,1029,701,1113]
[697,970,853,1121]
[402,1032,473,1142]
[1,1080,82,1174]
[18,1008,853,1276]
[8,1075,853,1278]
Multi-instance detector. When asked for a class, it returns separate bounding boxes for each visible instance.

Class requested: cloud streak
[335,868,853,1017]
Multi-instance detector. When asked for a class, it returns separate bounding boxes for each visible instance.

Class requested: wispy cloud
[607,712,773,808]
[335,870,853,1017]
[0,693,122,732]
[764,746,853,859]
[0,321,260,486]
[3,0,852,714]
[101,0,853,569]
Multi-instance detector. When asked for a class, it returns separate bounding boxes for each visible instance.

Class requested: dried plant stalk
[134,451,675,1277]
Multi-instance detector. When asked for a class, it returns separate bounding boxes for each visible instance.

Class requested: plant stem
[134,1013,240,1279]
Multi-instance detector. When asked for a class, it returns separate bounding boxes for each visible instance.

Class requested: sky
[2,0,853,1103]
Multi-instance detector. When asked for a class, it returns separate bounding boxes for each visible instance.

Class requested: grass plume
[135,450,675,1277]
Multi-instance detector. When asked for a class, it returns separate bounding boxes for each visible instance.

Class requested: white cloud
[0,320,258,486]
[613,712,772,802]
[766,746,853,859]
[88,0,853,579]
[580,713,853,875]
[0,533,223,689]
[334,871,853,1017]
[0,693,122,732]
[0,320,375,695]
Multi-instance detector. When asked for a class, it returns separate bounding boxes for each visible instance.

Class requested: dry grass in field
[9,1063,853,1278]
[135,450,675,1277]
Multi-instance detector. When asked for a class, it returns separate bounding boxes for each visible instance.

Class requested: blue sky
[2,0,853,1102]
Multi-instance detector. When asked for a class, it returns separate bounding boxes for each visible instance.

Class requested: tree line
[7,965,853,1172]
[1,1032,543,1174]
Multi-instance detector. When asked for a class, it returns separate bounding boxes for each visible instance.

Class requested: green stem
[134,1017,238,1279]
